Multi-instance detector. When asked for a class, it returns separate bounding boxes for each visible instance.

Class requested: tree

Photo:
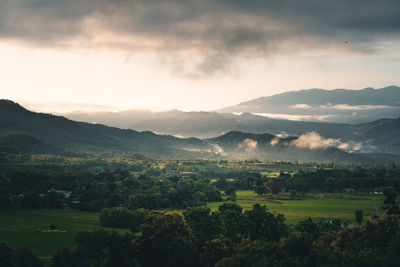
[244,204,287,242]
[74,230,110,267]
[382,188,399,215]
[99,207,150,230]
[51,248,88,267]
[183,206,222,242]
[200,239,230,267]
[296,218,319,234]
[73,230,136,267]
[290,190,297,199]
[254,185,269,196]
[128,209,151,233]
[135,212,197,267]
[104,231,137,267]
[20,191,41,209]
[224,186,237,202]
[218,203,245,241]
[270,183,280,195]
[0,242,17,267]
[355,210,363,225]
[216,178,228,190]
[224,186,236,197]
[17,249,43,267]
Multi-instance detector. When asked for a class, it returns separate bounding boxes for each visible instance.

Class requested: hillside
[63,108,400,155]
[0,134,64,155]
[0,100,208,157]
[218,86,400,123]
[206,131,374,163]
[0,100,397,163]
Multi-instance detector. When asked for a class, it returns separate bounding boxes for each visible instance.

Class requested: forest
[1,152,400,266]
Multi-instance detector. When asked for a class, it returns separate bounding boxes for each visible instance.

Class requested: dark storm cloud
[1,0,399,75]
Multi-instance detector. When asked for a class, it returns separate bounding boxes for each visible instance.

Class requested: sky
[1,0,400,112]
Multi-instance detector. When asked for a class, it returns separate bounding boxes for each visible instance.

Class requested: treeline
[212,166,400,194]
[3,203,399,267]
[0,170,221,211]
[287,167,400,193]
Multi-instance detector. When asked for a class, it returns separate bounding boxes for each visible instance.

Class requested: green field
[0,209,127,262]
[207,190,385,224]
[0,193,386,263]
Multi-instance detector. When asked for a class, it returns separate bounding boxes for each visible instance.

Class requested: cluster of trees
[288,167,400,193]
[0,242,43,267]
[0,169,222,211]
[209,166,400,195]
[100,208,150,232]
[8,202,397,267]
[49,203,288,267]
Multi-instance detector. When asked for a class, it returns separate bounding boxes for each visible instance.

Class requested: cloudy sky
[1,0,400,111]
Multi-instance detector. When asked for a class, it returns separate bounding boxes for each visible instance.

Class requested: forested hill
[1,100,398,163]
[0,100,208,157]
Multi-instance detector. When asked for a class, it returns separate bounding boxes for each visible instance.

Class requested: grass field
[207,190,385,224]
[0,192,387,263]
[0,209,127,263]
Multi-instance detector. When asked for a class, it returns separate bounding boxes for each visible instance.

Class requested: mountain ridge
[1,99,399,163]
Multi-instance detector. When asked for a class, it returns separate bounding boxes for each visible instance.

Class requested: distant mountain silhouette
[218,86,400,123]
[0,100,208,158]
[63,108,400,155]
[1,99,398,163]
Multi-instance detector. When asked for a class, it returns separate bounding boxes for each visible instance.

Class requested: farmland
[0,191,386,261]
[207,190,386,224]
[0,209,127,263]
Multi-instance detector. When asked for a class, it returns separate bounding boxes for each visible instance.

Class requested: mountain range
[1,99,400,163]
[218,85,400,123]
[58,86,400,155]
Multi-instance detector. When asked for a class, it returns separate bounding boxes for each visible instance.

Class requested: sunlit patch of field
[207,190,385,224]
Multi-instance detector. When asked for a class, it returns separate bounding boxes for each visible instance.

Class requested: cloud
[253,113,334,122]
[210,143,224,154]
[1,0,400,76]
[320,104,395,110]
[290,131,362,151]
[270,137,280,146]
[238,138,258,151]
[276,133,290,138]
[291,132,340,150]
[290,104,313,109]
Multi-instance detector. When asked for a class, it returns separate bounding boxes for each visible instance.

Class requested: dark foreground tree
[135,212,197,267]
[0,242,17,267]
[0,242,42,267]
[17,249,43,267]
[244,204,288,242]
[355,210,363,225]
[53,230,137,267]
[382,188,399,215]
[183,206,221,242]
[52,248,89,267]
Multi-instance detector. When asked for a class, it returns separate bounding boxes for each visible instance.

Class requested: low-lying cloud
[210,143,224,154]
[253,113,334,122]
[290,132,362,152]
[320,104,395,110]
[270,137,280,146]
[238,138,258,151]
